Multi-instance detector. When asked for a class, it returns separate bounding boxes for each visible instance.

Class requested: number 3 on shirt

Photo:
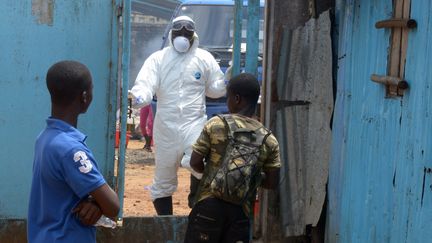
[73,151,93,174]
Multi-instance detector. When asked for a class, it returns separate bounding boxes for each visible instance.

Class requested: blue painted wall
[0,1,122,218]
[328,0,432,242]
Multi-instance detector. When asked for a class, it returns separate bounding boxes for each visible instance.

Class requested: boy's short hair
[46,60,92,106]
[227,73,260,105]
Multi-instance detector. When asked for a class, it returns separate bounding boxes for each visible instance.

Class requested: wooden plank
[375,18,416,29]
[387,0,404,96]
[399,0,411,80]
[261,0,276,238]
[389,0,403,77]
[260,0,272,238]
[370,74,409,89]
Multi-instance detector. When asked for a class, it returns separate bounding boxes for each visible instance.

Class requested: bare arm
[89,184,120,218]
[261,168,280,189]
[72,200,102,226]
[73,184,119,225]
[190,151,205,173]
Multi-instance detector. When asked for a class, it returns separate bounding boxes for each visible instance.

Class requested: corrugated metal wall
[0,0,122,219]
[261,1,334,241]
[274,11,333,237]
[328,0,432,242]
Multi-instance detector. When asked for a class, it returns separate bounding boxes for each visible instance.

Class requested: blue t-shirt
[27,118,106,243]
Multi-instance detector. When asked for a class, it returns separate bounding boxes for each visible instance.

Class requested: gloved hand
[128,90,146,108]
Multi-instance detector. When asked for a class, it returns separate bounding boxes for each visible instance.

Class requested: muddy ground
[123,139,192,216]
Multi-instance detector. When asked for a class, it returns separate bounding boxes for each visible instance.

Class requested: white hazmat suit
[130,20,226,200]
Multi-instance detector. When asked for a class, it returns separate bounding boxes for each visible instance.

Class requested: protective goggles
[172,20,195,32]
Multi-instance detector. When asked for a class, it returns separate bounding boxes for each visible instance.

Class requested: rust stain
[31,0,54,26]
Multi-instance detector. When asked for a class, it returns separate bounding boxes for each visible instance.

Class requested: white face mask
[173,36,191,53]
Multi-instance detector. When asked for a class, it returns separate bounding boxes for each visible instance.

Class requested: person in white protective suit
[129,16,227,215]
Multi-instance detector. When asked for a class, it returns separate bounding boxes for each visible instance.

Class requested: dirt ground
[123,139,192,216]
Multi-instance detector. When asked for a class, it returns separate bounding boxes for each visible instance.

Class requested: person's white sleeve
[130,54,159,109]
[205,57,226,99]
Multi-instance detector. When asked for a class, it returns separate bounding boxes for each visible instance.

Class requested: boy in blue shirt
[27,60,120,242]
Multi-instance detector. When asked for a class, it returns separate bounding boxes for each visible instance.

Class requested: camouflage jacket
[192,114,281,216]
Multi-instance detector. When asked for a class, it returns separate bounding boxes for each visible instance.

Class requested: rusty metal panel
[328,0,432,242]
[274,10,333,237]
[0,1,122,218]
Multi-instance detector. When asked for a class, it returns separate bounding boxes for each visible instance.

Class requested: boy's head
[46,60,93,113]
[226,73,260,116]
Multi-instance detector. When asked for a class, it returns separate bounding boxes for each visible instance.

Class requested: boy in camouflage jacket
[184,73,281,243]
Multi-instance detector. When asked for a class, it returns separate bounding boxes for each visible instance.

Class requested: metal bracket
[375,18,417,29]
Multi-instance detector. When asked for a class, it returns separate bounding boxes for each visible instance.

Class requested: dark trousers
[188,175,201,208]
[184,197,250,243]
